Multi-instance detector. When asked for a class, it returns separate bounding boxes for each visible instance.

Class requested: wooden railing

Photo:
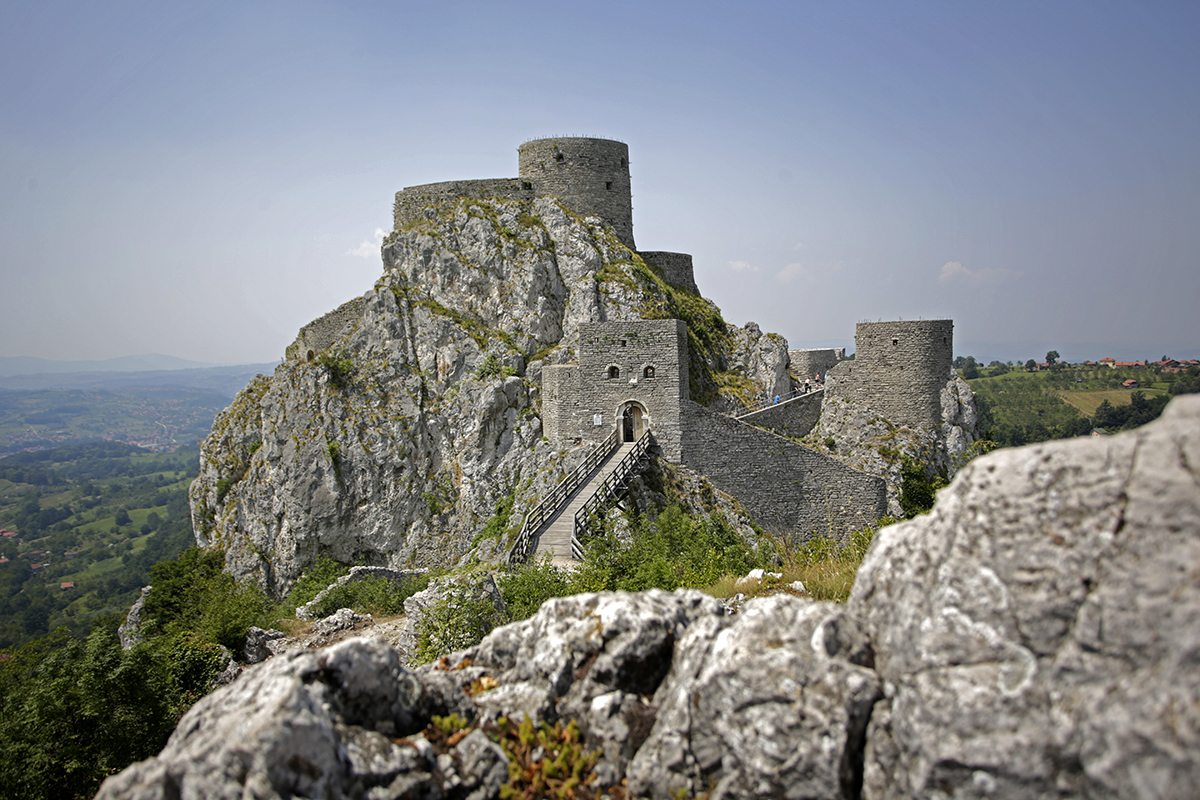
[508,431,618,564]
[571,429,654,557]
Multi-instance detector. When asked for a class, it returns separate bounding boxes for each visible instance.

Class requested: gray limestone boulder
[845,394,1200,799]
[243,626,287,665]
[627,594,880,800]
[95,638,428,800]
[395,572,506,665]
[416,589,725,785]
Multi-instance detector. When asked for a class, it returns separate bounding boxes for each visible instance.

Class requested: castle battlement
[394,137,636,249]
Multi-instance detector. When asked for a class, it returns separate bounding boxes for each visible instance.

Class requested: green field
[964,364,1186,446]
[1056,387,1168,417]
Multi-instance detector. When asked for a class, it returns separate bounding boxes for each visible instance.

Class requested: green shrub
[498,558,574,621]
[475,353,516,380]
[898,457,946,518]
[316,350,356,389]
[415,579,509,664]
[309,574,429,619]
[284,557,351,611]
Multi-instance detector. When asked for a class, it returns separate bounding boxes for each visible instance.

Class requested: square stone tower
[542,319,689,461]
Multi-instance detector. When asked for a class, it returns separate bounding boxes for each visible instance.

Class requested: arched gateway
[619,401,648,442]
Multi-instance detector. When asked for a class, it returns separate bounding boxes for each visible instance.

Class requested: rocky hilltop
[101,396,1200,799]
[190,198,792,594]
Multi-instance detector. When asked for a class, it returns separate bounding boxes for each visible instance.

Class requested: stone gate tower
[517,138,634,249]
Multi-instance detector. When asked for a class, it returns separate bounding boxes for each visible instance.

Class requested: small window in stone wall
[620,340,626,347]
[606,181,612,190]
[555,152,564,162]
[522,181,532,190]
[643,366,655,379]
[893,338,899,346]
[608,366,620,379]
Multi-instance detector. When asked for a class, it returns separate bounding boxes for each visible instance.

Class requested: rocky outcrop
[814,376,980,515]
[190,198,791,596]
[844,393,1200,799]
[103,397,1200,799]
[117,585,151,650]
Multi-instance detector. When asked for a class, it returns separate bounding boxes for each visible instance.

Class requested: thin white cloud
[728,260,760,273]
[938,261,1023,283]
[792,242,805,251]
[778,260,844,283]
[778,262,805,283]
[348,228,386,258]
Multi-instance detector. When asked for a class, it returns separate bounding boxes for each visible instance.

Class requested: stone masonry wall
[640,252,699,296]
[540,364,579,445]
[789,348,845,380]
[518,138,634,250]
[679,402,887,539]
[393,179,532,230]
[286,297,368,361]
[825,320,953,431]
[736,391,823,439]
[548,320,688,462]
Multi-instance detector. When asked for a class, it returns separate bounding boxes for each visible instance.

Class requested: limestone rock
[845,394,1200,799]
[117,585,151,651]
[189,197,769,596]
[100,398,1200,800]
[627,595,880,799]
[725,321,794,403]
[243,626,287,665]
[95,639,428,800]
[814,374,979,515]
[395,572,506,665]
[416,589,725,785]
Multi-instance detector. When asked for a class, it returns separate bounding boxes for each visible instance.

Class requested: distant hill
[0,363,279,397]
[0,354,224,377]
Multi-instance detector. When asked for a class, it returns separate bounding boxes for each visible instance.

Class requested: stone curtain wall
[737,392,823,438]
[518,138,635,250]
[393,179,532,230]
[680,402,887,539]
[789,348,845,380]
[826,320,953,431]
[546,320,689,461]
[286,297,368,361]
[640,252,700,295]
[540,364,579,445]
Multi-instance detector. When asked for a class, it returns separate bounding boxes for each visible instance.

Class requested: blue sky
[2,0,1197,365]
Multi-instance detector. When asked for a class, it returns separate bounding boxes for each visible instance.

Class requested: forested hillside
[0,442,199,647]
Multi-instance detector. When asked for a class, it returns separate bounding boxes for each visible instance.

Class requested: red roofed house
[1123,378,1139,388]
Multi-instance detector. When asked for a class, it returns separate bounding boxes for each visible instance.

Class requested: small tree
[1046,350,1060,366]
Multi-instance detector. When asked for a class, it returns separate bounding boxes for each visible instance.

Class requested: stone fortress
[395,137,965,538]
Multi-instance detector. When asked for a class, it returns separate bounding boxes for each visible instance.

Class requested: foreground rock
[99,397,1200,799]
[845,394,1200,799]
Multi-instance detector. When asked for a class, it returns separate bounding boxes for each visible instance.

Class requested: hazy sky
[2,1,1197,365]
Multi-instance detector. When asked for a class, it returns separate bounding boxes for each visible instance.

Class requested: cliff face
[189,198,790,594]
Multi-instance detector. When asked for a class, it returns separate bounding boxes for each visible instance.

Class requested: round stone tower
[518,137,634,249]
[826,320,954,431]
